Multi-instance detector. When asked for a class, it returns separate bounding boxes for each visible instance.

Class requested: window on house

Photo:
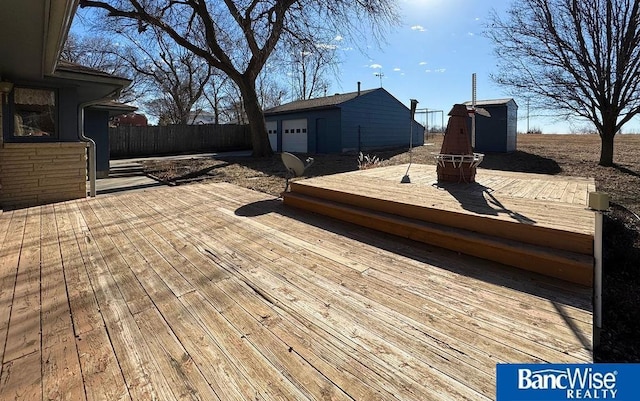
[9,88,57,139]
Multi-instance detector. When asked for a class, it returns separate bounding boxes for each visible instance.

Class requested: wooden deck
[0,182,592,400]
[285,165,596,285]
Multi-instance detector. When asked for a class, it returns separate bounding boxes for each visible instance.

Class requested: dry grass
[144,133,640,214]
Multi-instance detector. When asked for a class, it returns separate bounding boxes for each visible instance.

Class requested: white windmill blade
[466,105,491,117]
[475,107,491,117]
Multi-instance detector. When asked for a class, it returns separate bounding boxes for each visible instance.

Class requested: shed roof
[463,98,517,107]
[264,88,379,115]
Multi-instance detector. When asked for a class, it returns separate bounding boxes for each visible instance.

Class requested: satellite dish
[281,152,314,193]
[282,152,306,177]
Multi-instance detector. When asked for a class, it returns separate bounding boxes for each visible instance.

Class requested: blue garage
[264,87,424,153]
[463,98,518,153]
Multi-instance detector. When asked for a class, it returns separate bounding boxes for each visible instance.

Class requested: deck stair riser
[283,190,594,286]
[289,182,593,256]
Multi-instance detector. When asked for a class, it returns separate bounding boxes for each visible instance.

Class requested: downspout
[79,89,120,198]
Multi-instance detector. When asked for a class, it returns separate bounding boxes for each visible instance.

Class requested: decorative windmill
[468,73,491,149]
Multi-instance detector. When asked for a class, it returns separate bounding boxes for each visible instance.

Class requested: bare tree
[120,27,212,124]
[488,0,640,166]
[61,33,138,102]
[201,72,231,125]
[78,0,399,156]
[286,39,336,100]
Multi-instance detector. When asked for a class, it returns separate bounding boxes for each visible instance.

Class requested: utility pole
[526,98,530,133]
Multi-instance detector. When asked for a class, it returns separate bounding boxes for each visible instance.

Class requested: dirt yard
[143,133,640,362]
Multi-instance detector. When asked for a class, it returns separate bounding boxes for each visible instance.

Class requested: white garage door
[282,119,307,153]
[266,121,277,151]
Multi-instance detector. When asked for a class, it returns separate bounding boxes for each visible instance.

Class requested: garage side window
[10,88,57,139]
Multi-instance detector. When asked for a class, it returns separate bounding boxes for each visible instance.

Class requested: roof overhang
[89,101,138,117]
[50,62,133,104]
[0,0,79,80]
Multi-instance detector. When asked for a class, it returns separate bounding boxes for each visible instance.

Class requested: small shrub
[357,152,383,170]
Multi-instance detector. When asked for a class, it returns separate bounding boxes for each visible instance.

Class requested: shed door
[266,121,277,151]
[282,119,307,153]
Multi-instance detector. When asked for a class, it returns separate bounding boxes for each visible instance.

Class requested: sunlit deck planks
[0,182,592,400]
[295,164,596,236]
[285,164,596,285]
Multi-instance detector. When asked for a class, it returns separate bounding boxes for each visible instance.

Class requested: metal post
[588,191,609,347]
[402,99,419,183]
[595,211,603,327]
[471,73,477,149]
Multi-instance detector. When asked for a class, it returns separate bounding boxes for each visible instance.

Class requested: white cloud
[425,68,446,73]
[475,17,480,21]
[334,35,344,41]
[393,67,401,72]
[411,25,426,32]
[315,43,338,50]
[425,69,431,73]
[419,61,427,66]
[369,63,383,69]
[468,32,475,36]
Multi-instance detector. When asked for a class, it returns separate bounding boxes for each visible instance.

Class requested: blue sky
[329,0,639,134]
[71,0,639,134]
[329,0,560,133]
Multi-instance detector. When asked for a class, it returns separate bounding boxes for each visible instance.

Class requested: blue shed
[463,98,518,153]
[264,87,424,153]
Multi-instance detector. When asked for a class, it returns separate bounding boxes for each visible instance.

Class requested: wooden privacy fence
[109,124,252,158]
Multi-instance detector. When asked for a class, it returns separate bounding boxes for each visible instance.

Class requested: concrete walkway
[94,150,253,196]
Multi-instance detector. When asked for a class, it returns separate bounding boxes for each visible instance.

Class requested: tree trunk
[599,126,616,167]
[237,76,273,157]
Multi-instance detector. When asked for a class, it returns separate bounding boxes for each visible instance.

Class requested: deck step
[108,163,145,178]
[283,191,594,286]
[289,181,593,256]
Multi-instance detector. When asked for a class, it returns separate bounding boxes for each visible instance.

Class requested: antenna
[374,72,384,88]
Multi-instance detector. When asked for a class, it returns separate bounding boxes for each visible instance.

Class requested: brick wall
[0,142,87,209]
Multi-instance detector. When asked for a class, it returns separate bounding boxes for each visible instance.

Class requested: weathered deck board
[151,193,486,400]
[0,180,593,400]
[292,165,595,235]
[40,205,86,401]
[0,209,26,374]
[4,208,41,363]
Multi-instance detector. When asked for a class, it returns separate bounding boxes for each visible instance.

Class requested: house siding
[340,90,424,152]
[0,85,91,209]
[85,109,110,178]
[0,142,87,209]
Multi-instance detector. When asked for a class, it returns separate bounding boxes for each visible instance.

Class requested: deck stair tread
[284,178,595,286]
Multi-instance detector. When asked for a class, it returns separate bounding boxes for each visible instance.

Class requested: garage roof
[265,88,379,115]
